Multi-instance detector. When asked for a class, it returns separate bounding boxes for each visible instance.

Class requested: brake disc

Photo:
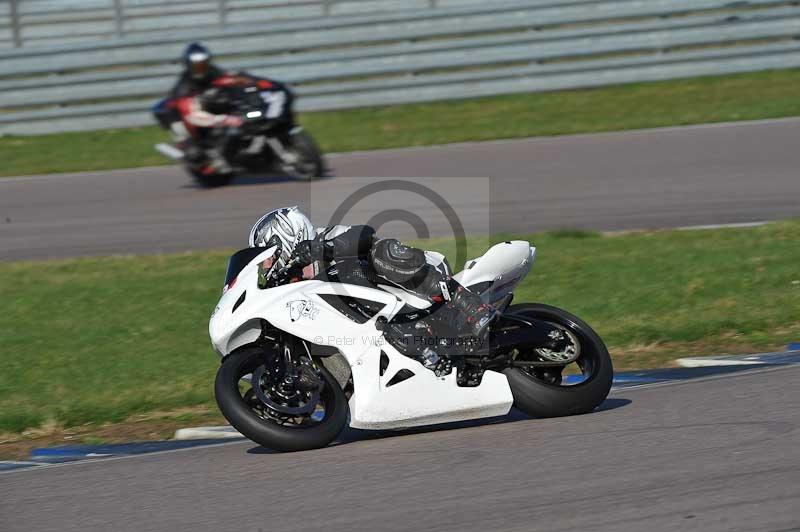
[534,326,581,364]
[251,364,319,416]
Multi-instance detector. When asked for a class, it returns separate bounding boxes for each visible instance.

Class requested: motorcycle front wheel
[215,346,348,452]
[502,303,613,418]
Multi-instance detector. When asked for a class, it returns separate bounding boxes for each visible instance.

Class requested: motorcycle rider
[153,43,245,174]
[248,207,500,346]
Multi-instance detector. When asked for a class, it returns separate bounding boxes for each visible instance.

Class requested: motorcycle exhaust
[154,143,185,161]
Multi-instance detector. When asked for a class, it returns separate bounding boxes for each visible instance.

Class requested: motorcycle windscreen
[224,247,268,288]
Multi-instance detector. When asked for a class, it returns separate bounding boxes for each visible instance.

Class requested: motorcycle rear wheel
[502,303,613,418]
[215,346,348,452]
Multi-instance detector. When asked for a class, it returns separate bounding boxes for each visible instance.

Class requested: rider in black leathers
[153,43,229,131]
[153,43,245,174]
[249,208,499,341]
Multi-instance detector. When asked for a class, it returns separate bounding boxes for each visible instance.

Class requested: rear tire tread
[502,303,613,418]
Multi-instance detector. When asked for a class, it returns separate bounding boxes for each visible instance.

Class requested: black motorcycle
[153,76,324,187]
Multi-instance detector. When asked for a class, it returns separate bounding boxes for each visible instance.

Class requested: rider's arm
[322,225,376,261]
[292,225,376,266]
[180,96,242,128]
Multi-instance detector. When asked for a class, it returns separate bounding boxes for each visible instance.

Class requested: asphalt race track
[1,366,798,532]
[2,118,800,260]
[2,119,799,531]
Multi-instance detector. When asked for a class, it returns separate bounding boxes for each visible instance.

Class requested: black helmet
[183,42,213,81]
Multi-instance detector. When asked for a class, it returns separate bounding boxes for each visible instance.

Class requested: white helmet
[248,206,316,268]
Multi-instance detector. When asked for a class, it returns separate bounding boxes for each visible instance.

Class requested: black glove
[293,240,325,266]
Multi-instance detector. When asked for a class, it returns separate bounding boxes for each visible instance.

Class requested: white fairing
[209,241,537,430]
[455,241,536,305]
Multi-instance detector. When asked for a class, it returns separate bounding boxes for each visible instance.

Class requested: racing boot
[206,147,233,175]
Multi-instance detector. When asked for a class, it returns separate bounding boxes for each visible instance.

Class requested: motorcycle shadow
[181,170,335,189]
[245,398,631,455]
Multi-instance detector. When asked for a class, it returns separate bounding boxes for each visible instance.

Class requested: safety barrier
[0,0,454,48]
[1,0,799,135]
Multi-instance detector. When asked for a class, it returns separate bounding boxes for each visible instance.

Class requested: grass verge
[1,220,799,458]
[3,68,800,177]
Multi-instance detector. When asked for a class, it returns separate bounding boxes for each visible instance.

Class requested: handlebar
[265,255,303,288]
[278,256,301,277]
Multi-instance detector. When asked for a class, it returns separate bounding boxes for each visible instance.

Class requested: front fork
[268,332,322,393]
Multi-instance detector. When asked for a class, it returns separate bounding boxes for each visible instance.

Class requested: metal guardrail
[1,0,800,135]
[0,0,449,48]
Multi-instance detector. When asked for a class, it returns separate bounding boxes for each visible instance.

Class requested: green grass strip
[2,221,799,433]
[2,68,800,177]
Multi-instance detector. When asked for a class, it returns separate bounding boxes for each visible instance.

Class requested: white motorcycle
[210,240,613,451]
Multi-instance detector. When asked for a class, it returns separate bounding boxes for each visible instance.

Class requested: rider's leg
[189,128,232,175]
[152,99,191,146]
[370,239,498,338]
[170,121,190,144]
[370,238,428,287]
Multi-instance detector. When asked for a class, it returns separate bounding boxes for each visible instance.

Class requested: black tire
[286,130,324,181]
[189,167,235,188]
[215,346,348,452]
[502,303,613,418]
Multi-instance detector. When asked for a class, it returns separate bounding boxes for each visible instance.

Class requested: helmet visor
[189,52,210,79]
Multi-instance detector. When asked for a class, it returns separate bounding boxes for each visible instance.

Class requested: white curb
[174,426,243,440]
[676,357,764,367]
[676,349,800,368]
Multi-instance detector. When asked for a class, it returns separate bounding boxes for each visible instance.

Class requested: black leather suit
[306,224,449,300]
